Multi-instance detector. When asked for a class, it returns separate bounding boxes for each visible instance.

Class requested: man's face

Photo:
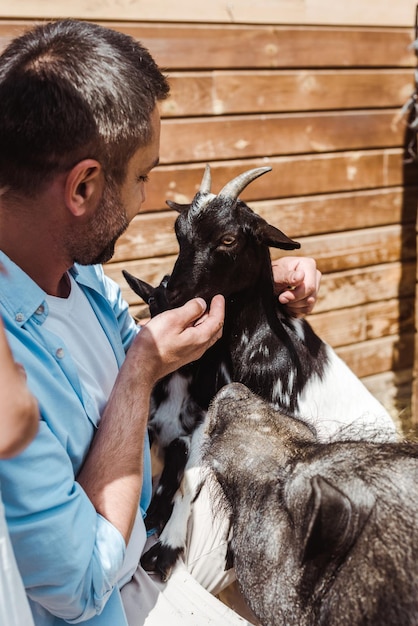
[120,105,161,225]
[71,106,161,266]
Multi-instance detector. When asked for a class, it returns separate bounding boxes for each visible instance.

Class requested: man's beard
[69,181,129,266]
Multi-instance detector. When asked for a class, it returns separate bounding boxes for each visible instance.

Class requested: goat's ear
[253,218,300,251]
[122,270,154,303]
[298,475,374,588]
[166,199,191,213]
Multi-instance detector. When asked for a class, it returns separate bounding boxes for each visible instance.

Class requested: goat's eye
[221,235,236,246]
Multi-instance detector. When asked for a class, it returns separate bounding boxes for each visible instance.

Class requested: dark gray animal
[204,382,418,626]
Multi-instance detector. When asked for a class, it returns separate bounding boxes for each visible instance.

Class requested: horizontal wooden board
[113,187,418,262]
[253,187,418,237]
[278,224,417,273]
[336,332,414,378]
[110,24,417,70]
[0,22,415,69]
[2,0,418,27]
[160,70,414,118]
[141,150,413,210]
[314,261,416,313]
[310,297,415,347]
[411,375,418,428]
[160,110,407,163]
[0,22,414,69]
[362,368,412,430]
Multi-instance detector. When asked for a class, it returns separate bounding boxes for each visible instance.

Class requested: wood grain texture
[140,150,413,210]
[336,333,414,379]
[159,110,408,163]
[0,22,414,68]
[160,71,413,117]
[1,1,417,27]
[310,298,415,347]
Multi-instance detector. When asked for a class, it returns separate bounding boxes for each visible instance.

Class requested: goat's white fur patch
[291,318,306,342]
[295,346,397,443]
[159,423,207,550]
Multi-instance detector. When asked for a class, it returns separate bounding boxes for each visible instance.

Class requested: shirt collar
[0,250,47,325]
[0,251,108,327]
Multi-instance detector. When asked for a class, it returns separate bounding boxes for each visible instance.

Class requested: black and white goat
[124,164,396,581]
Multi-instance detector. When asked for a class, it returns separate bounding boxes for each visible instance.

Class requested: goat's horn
[199,164,212,194]
[218,166,272,201]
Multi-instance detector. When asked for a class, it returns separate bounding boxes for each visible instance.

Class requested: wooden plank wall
[2,0,418,27]
[0,2,417,433]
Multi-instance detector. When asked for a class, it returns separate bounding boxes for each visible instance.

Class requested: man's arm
[77,295,225,544]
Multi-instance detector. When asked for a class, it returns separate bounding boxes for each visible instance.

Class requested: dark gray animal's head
[165,165,300,307]
[204,383,418,626]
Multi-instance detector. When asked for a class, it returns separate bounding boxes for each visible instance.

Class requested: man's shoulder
[0,251,45,321]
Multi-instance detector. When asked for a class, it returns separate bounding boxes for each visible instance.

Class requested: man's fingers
[194,295,225,340]
[160,297,208,330]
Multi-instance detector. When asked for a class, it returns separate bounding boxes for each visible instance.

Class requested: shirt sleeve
[89,264,139,354]
[0,262,149,622]
[0,419,126,623]
[85,265,153,515]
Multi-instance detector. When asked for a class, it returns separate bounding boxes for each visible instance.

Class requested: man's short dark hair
[0,19,169,196]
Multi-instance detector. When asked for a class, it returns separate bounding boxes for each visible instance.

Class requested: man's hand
[130,295,225,384]
[272,257,321,318]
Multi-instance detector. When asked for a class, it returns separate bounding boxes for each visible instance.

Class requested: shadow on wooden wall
[403,21,418,437]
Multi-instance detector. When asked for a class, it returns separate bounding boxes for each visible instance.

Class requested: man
[0,19,321,625]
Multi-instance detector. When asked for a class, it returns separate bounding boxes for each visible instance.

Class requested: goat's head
[165,165,300,307]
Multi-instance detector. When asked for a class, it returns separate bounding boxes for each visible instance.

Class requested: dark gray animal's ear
[302,475,375,568]
[122,270,154,303]
[166,199,191,213]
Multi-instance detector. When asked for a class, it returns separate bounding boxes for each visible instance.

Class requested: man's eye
[137,174,149,183]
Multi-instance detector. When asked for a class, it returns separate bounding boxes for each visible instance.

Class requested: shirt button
[56,348,65,359]
[35,305,45,315]
[15,312,24,322]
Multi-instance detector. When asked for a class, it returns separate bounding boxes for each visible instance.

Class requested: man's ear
[64,159,103,217]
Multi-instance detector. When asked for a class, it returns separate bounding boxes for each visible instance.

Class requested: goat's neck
[224,265,278,341]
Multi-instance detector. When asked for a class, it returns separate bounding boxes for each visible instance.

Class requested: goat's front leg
[145,437,189,533]
[140,423,206,582]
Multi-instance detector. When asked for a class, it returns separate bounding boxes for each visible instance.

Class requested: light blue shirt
[0,251,152,625]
